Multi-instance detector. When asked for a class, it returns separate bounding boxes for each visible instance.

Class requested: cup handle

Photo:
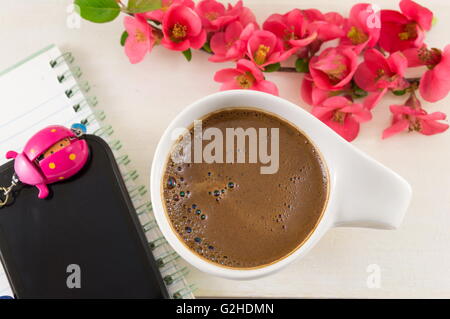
[333,148,412,230]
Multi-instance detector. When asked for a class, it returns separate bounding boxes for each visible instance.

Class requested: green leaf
[202,42,212,53]
[127,0,162,13]
[264,63,281,72]
[74,0,121,23]
[352,87,368,98]
[350,81,368,99]
[182,49,192,62]
[392,89,407,96]
[295,58,309,73]
[120,31,129,46]
[329,91,342,97]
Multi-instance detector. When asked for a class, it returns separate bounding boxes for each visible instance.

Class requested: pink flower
[401,45,428,67]
[123,16,155,64]
[263,9,317,58]
[195,0,237,32]
[379,0,433,53]
[400,45,450,102]
[214,59,279,95]
[246,30,288,69]
[419,45,450,102]
[161,4,207,51]
[300,75,331,106]
[141,0,194,22]
[226,0,257,27]
[312,96,372,142]
[354,49,409,92]
[309,47,358,91]
[209,21,256,62]
[340,3,381,54]
[302,9,346,42]
[354,49,408,110]
[382,93,448,138]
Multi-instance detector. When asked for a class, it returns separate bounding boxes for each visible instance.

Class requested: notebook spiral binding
[50,52,196,299]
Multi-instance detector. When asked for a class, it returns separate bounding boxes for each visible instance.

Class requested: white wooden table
[1,0,449,298]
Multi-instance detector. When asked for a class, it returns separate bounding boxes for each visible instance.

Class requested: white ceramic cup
[150,90,412,280]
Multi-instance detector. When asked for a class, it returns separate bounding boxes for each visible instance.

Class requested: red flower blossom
[302,9,345,42]
[309,46,358,91]
[312,96,372,141]
[214,59,279,95]
[263,9,317,58]
[419,45,450,102]
[225,0,258,27]
[161,4,207,51]
[300,75,331,106]
[379,0,433,53]
[246,30,288,69]
[340,3,381,54]
[355,49,408,92]
[209,21,256,62]
[383,93,449,138]
[195,0,238,32]
[123,16,155,64]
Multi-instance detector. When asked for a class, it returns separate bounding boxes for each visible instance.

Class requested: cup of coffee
[150,90,412,280]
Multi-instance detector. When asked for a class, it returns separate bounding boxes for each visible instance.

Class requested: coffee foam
[162,108,328,269]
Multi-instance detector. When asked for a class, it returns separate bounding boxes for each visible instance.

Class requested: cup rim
[150,90,337,279]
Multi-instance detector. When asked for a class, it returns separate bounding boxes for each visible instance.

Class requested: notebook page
[0,45,94,297]
[0,45,97,166]
[0,268,11,297]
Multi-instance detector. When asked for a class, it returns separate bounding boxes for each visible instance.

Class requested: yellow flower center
[236,72,255,89]
[418,47,442,68]
[283,26,298,41]
[205,12,219,21]
[327,63,347,84]
[332,111,346,124]
[374,68,385,81]
[408,118,421,132]
[398,23,417,40]
[135,29,147,43]
[171,23,188,42]
[254,45,270,65]
[347,26,368,45]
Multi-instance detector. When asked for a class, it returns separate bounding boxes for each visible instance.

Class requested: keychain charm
[1,124,89,203]
[0,174,19,207]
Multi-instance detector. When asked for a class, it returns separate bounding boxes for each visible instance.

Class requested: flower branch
[75,0,450,141]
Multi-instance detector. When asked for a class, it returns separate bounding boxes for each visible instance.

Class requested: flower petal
[419,118,449,135]
[354,62,378,92]
[323,115,360,142]
[214,68,242,82]
[189,29,207,49]
[125,40,150,64]
[402,46,426,67]
[419,68,450,102]
[311,106,333,119]
[220,80,242,91]
[387,51,408,76]
[382,119,409,139]
[322,96,349,108]
[399,0,433,31]
[210,31,226,55]
[363,88,387,110]
[254,80,279,96]
[237,59,264,81]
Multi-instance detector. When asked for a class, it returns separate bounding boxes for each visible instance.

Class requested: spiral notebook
[0,44,194,299]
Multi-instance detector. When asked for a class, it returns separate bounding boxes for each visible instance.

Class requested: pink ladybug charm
[5,125,89,199]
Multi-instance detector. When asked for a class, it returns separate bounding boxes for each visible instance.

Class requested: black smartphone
[0,135,168,298]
